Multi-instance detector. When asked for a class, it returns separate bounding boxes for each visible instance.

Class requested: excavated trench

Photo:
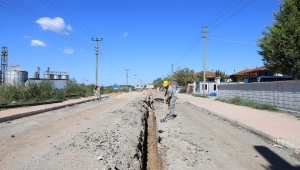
[141,94,161,170]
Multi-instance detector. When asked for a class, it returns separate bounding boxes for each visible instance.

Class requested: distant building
[147,84,154,89]
[111,84,121,90]
[229,68,253,82]
[194,69,217,82]
[231,65,292,83]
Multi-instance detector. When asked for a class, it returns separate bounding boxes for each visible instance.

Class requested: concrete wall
[217,81,300,111]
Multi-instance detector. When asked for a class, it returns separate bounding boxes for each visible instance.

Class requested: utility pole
[1,47,8,85]
[202,26,207,95]
[139,79,142,89]
[171,64,173,76]
[134,74,137,88]
[91,38,103,87]
[125,69,130,91]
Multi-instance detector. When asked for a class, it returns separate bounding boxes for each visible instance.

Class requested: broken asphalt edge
[0,99,94,123]
[193,104,300,151]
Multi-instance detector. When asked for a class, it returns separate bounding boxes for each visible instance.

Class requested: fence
[217,81,300,111]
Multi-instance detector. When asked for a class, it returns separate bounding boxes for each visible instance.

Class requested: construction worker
[163,80,176,120]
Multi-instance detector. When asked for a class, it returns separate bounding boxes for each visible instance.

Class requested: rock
[11,135,15,138]
[158,130,164,133]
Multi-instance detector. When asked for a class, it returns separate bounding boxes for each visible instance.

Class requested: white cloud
[30,39,46,47]
[35,17,72,34]
[24,35,31,39]
[123,32,129,38]
[63,48,74,54]
[66,25,72,31]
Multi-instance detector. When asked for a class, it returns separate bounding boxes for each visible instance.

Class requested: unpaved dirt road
[0,92,146,170]
[1,91,300,170]
[154,94,300,170]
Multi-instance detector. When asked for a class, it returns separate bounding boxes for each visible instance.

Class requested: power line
[0,1,90,50]
[208,37,256,44]
[207,0,243,29]
[174,0,242,65]
[52,0,99,37]
[40,0,124,73]
[203,0,236,26]
[208,0,255,33]
[207,37,251,65]
[1,0,124,74]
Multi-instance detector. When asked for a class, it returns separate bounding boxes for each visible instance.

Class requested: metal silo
[4,65,28,87]
[54,73,61,79]
[61,72,69,79]
[44,67,51,79]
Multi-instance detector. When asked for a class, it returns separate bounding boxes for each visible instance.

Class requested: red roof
[248,65,267,72]
[194,70,216,78]
[230,68,254,76]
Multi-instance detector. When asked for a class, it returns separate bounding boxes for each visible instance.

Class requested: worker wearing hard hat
[163,80,177,120]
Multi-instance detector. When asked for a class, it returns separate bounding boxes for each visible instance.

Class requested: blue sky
[1,0,280,86]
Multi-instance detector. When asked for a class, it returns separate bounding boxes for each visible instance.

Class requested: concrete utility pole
[202,26,207,95]
[134,74,137,87]
[1,46,8,85]
[125,69,130,90]
[91,38,103,87]
[139,79,142,89]
[171,64,174,76]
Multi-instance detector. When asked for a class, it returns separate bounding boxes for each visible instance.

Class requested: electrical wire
[208,0,255,33]
[174,0,242,66]
[1,0,124,74]
[208,37,256,44]
[40,0,125,72]
[203,0,237,26]
[53,0,98,37]
[2,0,91,50]
[208,37,251,65]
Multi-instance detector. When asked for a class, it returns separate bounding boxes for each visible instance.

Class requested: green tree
[194,71,204,81]
[215,69,226,82]
[173,68,195,86]
[257,0,300,79]
[153,78,163,88]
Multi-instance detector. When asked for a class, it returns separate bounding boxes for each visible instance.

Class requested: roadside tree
[257,0,300,79]
[215,69,226,82]
[173,67,195,86]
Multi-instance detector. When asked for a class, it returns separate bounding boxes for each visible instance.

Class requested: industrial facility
[26,67,69,89]
[1,46,69,89]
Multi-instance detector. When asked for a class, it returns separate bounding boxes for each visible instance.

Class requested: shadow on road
[254,146,300,170]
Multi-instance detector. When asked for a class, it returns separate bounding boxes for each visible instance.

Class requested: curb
[0,99,94,123]
[190,103,299,150]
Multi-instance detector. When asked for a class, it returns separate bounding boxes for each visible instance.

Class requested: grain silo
[4,65,28,86]
[61,72,69,80]
[53,72,61,79]
[44,67,51,79]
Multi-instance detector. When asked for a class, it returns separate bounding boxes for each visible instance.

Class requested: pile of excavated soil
[52,99,148,169]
